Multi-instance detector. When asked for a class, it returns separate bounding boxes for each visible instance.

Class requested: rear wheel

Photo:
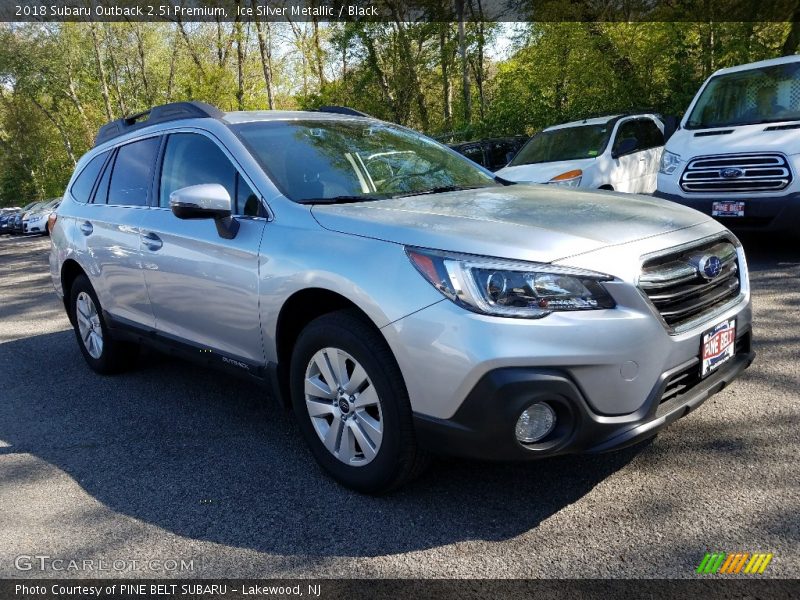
[290,310,428,494]
[69,274,138,374]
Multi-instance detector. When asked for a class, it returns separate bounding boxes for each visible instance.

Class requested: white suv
[497,114,665,193]
[50,102,753,493]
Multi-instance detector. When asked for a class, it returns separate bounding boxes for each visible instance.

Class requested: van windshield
[508,123,612,166]
[231,119,498,204]
[686,62,800,129]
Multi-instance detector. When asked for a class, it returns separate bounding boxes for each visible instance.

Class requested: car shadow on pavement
[0,329,646,558]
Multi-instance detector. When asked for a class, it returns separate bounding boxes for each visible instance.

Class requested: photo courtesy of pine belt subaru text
[49,101,755,493]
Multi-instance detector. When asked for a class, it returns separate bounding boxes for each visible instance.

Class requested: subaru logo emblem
[720,167,743,179]
[699,255,722,280]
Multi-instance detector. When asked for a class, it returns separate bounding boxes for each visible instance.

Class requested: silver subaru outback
[50,102,754,493]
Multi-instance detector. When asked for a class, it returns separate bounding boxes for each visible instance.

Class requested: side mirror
[612,137,638,159]
[170,184,239,240]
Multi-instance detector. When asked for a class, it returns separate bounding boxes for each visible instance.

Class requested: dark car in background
[0,207,21,234]
[1,202,37,234]
[449,136,529,171]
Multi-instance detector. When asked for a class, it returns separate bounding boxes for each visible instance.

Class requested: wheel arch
[274,287,389,406]
[60,258,88,324]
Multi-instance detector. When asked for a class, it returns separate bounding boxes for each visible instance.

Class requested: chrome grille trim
[679,152,792,193]
[638,237,744,333]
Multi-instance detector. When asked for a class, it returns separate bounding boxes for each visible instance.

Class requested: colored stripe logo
[696,552,773,574]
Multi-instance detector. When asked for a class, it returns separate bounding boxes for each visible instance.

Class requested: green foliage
[0,21,793,206]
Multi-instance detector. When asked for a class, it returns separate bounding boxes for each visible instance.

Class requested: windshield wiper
[398,185,483,198]
[297,195,387,205]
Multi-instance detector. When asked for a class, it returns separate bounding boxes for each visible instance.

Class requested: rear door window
[107,137,160,207]
[613,120,641,154]
[637,119,665,150]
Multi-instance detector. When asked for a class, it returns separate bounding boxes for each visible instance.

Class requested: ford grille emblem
[720,167,743,179]
[699,255,723,280]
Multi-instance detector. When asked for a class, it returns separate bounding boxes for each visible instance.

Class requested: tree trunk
[104,25,128,116]
[254,18,275,109]
[31,98,77,166]
[166,27,178,102]
[235,6,245,110]
[311,9,327,87]
[133,24,151,105]
[177,20,206,77]
[782,12,800,55]
[456,0,470,124]
[440,23,452,129]
[387,4,429,129]
[65,62,94,147]
[359,28,397,119]
[88,22,114,121]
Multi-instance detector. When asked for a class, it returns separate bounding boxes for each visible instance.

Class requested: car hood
[496,158,595,183]
[311,185,711,263]
[668,121,800,158]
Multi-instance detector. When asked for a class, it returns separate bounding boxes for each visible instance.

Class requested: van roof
[712,54,800,77]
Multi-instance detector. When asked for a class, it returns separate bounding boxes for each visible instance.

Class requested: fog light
[515,402,556,443]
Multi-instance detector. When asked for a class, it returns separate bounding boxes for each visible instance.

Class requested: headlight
[406,248,616,318]
[659,151,682,175]
[548,169,582,187]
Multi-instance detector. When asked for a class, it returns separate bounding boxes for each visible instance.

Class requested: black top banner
[4,0,800,23]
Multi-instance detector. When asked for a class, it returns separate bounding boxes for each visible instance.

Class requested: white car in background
[23,198,60,235]
[496,113,666,193]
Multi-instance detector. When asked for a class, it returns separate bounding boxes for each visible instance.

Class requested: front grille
[639,238,742,332]
[680,153,791,193]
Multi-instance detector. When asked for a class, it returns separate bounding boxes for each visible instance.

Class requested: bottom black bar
[2,579,798,600]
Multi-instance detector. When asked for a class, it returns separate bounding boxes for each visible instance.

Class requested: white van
[496,113,665,193]
[655,55,800,231]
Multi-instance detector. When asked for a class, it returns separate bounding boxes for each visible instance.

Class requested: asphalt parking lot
[0,233,798,579]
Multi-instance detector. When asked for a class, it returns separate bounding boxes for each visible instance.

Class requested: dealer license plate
[700,319,736,378]
[712,201,745,217]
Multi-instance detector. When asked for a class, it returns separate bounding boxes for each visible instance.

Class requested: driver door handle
[141,231,163,251]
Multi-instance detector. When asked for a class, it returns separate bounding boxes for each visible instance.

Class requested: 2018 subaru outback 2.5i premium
[50,102,755,493]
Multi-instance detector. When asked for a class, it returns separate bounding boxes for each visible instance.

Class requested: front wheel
[290,310,428,494]
[69,274,138,374]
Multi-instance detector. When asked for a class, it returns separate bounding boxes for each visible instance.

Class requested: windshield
[686,62,800,129]
[508,123,612,166]
[232,120,498,203]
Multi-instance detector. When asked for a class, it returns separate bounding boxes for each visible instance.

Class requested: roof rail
[316,105,371,117]
[94,101,224,147]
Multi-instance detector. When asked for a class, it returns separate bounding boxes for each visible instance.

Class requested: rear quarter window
[70,152,109,203]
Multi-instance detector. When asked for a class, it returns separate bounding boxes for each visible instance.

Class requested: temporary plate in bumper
[701,319,736,378]
[712,201,745,217]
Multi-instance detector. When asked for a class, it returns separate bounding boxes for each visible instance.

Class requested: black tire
[290,309,429,494]
[69,274,138,374]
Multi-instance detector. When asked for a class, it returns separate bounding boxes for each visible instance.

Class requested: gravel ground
[0,233,797,579]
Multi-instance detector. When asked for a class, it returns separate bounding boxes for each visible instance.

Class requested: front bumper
[23,221,45,234]
[413,329,754,460]
[654,189,800,231]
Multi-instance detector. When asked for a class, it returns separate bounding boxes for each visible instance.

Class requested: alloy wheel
[75,291,103,359]
[304,347,384,466]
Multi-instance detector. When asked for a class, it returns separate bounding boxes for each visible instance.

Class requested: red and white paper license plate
[712,201,745,217]
[701,319,736,378]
